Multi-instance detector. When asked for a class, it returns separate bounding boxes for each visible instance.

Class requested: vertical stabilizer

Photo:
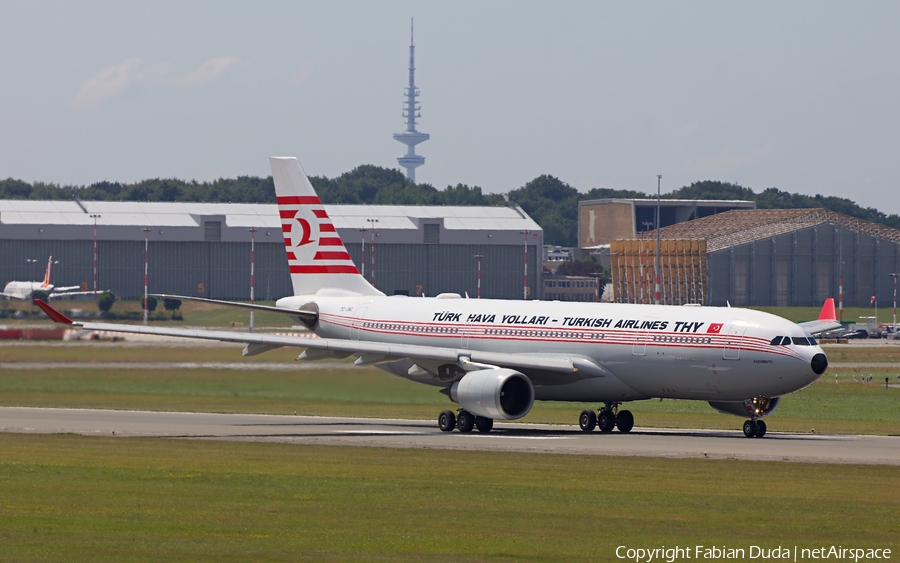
[41,256,53,288]
[270,157,384,297]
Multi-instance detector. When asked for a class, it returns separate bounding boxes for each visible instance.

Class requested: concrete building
[609,208,900,307]
[0,200,542,301]
[542,275,601,303]
[578,198,756,248]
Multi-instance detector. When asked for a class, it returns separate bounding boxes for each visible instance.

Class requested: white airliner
[35,157,840,438]
[2,256,83,299]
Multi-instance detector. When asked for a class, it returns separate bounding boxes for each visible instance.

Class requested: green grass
[1,358,898,435]
[0,433,897,562]
[0,343,314,363]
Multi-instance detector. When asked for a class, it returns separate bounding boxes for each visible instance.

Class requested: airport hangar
[607,208,900,307]
[0,200,543,302]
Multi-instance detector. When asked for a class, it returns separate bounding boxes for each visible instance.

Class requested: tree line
[2,166,898,246]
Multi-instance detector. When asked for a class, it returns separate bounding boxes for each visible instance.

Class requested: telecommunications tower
[393,19,429,183]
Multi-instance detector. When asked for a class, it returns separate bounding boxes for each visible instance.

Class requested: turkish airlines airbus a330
[36,157,839,438]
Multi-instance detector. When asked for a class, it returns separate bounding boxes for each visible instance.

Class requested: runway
[1,407,898,465]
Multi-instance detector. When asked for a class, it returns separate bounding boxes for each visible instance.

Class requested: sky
[1,1,899,214]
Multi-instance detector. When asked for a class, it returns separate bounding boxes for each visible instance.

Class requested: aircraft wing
[53,285,83,293]
[33,299,591,383]
[48,290,103,299]
[151,293,317,318]
[799,298,842,335]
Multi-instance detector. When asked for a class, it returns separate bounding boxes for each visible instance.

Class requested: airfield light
[890,273,898,327]
[521,231,529,301]
[143,228,150,327]
[249,227,257,333]
[474,254,484,298]
[367,219,378,287]
[359,228,366,279]
[90,214,100,294]
[655,175,661,305]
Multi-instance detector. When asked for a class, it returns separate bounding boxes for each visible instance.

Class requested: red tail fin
[818,297,837,322]
[41,256,53,287]
[270,157,383,297]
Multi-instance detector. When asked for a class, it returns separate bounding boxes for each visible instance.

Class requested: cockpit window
[770,336,783,345]
[791,337,811,346]
[807,336,818,345]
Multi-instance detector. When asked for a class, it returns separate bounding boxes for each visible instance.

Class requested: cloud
[75,56,240,108]
[74,58,172,108]
[686,142,775,173]
[177,56,241,88]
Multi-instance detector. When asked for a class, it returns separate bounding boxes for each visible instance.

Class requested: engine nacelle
[449,368,534,420]
[708,396,781,419]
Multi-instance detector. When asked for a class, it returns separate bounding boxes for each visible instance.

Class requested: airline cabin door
[460,319,470,349]
[632,318,650,356]
[722,323,746,360]
[350,307,368,341]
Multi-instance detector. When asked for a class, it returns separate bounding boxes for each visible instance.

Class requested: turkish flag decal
[707,323,724,334]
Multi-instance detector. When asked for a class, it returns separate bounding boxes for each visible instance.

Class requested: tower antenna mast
[393,18,430,183]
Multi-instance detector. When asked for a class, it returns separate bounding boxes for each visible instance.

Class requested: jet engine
[708,396,781,418]
[448,368,534,420]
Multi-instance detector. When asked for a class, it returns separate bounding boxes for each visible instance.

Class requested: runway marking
[473,435,573,440]
[333,430,426,435]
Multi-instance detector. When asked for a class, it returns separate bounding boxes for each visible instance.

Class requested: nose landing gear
[742,419,767,438]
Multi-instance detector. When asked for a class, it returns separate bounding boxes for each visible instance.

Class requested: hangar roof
[0,200,541,245]
[649,208,900,251]
[0,200,539,232]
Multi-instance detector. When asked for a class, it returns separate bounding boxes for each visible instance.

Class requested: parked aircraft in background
[35,157,840,438]
[2,256,86,299]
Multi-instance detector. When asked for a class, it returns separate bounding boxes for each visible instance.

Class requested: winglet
[818,298,837,322]
[33,298,74,324]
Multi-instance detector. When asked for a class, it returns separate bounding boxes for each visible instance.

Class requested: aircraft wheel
[616,410,634,433]
[579,409,597,432]
[474,416,494,433]
[755,420,767,438]
[456,410,475,433]
[743,420,758,438]
[597,409,616,433]
[438,410,456,432]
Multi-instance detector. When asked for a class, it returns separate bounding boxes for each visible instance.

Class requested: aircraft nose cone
[811,353,828,375]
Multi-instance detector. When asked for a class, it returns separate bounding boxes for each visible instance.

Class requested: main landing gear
[742,419,767,438]
[579,403,634,434]
[438,409,493,433]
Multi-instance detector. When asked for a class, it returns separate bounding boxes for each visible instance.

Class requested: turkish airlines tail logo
[707,323,723,334]
[277,195,359,275]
